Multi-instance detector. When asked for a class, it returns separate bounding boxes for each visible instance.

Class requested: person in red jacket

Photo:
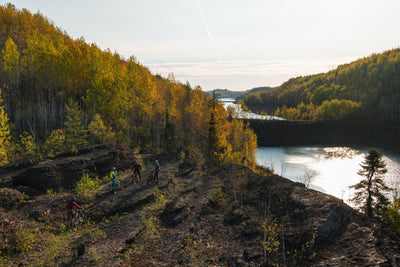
[66,197,82,222]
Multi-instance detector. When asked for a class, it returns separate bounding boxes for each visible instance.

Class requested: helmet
[155,160,158,163]
[72,197,76,202]
[112,166,116,170]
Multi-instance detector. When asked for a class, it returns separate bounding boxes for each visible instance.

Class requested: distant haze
[3,0,400,91]
[147,57,358,91]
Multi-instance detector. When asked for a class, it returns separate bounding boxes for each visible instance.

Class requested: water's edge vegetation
[246,119,400,154]
[243,48,400,121]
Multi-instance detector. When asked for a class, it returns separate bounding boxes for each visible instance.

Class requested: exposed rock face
[316,204,353,241]
[0,188,23,209]
[2,144,136,194]
[211,165,400,266]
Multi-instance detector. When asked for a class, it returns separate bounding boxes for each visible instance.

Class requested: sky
[2,0,400,91]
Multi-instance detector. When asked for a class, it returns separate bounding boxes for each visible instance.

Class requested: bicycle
[147,172,159,185]
[133,170,141,184]
[71,209,86,231]
[147,172,160,185]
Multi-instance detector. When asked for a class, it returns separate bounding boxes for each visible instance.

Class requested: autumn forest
[0,4,257,168]
[243,48,400,121]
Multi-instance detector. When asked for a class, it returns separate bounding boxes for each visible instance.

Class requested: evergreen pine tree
[350,148,392,217]
[63,99,87,153]
[207,90,219,166]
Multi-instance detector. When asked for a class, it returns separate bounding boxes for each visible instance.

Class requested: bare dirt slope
[1,147,400,266]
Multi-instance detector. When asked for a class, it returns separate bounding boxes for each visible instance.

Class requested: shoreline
[245,119,400,155]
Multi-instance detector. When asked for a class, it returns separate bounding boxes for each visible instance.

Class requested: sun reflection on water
[256,146,400,204]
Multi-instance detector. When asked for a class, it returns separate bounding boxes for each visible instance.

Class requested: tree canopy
[244,49,400,121]
[0,3,257,169]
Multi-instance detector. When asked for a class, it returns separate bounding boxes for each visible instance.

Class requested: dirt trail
[68,156,179,266]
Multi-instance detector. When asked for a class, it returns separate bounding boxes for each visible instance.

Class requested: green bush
[153,187,166,211]
[76,173,100,200]
[177,150,186,160]
[140,216,160,241]
[59,224,67,234]
[46,188,56,196]
[20,192,28,201]
[382,198,400,237]
[0,251,12,266]
[208,178,227,206]
[15,224,36,253]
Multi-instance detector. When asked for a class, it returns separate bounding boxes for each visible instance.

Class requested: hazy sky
[2,0,400,91]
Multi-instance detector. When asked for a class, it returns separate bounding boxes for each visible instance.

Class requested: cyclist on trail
[154,160,160,185]
[66,197,82,222]
[133,160,142,182]
[111,166,117,193]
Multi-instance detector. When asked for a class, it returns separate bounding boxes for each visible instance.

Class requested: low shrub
[382,198,400,237]
[76,173,100,201]
[208,178,227,206]
[15,224,36,253]
[153,187,166,212]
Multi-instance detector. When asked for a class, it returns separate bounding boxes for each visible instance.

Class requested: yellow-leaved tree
[88,114,116,144]
[0,88,11,165]
[63,99,87,153]
[44,129,65,157]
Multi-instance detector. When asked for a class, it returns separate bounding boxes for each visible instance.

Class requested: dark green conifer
[350,148,392,217]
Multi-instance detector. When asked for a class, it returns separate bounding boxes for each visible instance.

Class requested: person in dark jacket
[154,160,160,184]
[133,160,142,182]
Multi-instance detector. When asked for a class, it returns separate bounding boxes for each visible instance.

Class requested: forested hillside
[204,89,245,99]
[244,49,400,121]
[204,87,273,100]
[0,4,257,168]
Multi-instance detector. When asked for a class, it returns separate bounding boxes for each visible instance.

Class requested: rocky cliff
[0,144,136,194]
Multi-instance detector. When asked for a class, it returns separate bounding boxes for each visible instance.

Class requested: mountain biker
[133,160,142,182]
[154,160,160,184]
[111,166,117,193]
[66,197,82,222]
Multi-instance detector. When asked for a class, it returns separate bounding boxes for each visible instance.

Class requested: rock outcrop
[1,144,136,195]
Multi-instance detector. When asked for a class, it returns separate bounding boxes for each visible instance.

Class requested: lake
[219,98,285,120]
[256,146,400,203]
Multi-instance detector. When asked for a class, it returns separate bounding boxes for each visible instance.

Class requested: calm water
[220,98,285,120]
[256,146,400,203]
